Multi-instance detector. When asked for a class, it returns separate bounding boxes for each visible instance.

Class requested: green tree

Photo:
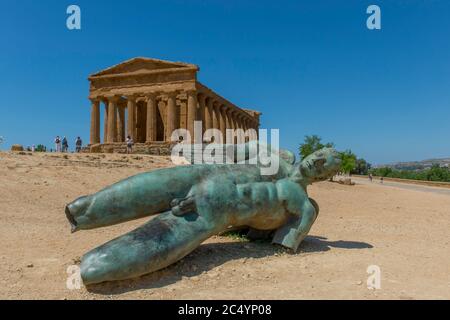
[340,150,357,174]
[299,135,334,160]
[35,144,46,152]
[371,167,393,177]
[426,164,450,181]
[352,158,372,175]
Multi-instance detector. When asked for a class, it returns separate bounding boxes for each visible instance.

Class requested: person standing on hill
[126,135,134,154]
[62,137,69,153]
[55,136,62,152]
[75,137,83,153]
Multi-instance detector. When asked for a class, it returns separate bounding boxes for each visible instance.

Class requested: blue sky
[1,0,449,164]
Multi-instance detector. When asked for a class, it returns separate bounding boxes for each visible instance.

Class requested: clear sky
[1,0,449,164]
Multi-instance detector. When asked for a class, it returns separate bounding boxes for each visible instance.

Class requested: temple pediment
[90,57,199,78]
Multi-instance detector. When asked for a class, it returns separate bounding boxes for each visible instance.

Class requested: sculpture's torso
[193,177,306,231]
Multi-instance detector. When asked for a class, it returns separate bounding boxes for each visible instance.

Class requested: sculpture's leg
[80,210,222,285]
[272,197,318,252]
[65,165,211,232]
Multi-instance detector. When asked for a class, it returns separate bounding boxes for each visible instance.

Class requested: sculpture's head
[298,148,341,183]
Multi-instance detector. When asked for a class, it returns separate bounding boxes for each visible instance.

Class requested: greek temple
[87,57,261,153]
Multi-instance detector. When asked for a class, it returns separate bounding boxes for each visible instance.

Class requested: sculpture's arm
[176,141,255,164]
[178,140,296,165]
[272,197,317,252]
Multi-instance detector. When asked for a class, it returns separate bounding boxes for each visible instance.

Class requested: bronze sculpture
[65,143,341,285]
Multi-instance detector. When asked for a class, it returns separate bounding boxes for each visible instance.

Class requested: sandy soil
[0,151,449,300]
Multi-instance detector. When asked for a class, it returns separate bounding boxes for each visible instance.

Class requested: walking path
[351,176,450,196]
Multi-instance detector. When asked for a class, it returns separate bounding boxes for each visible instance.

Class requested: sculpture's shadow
[300,236,373,253]
[86,236,373,295]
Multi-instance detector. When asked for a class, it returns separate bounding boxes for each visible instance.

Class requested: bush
[35,144,46,152]
[370,165,450,183]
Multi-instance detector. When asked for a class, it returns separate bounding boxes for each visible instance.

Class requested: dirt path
[352,176,450,196]
[1,152,449,300]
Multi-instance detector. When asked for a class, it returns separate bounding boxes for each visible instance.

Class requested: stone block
[11,144,24,152]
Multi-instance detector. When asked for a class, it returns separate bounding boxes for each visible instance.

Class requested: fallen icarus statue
[65,143,341,285]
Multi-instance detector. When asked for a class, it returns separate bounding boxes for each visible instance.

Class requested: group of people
[52,135,134,154]
[368,173,384,184]
[54,136,83,153]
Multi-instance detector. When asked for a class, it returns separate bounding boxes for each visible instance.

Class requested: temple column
[253,119,259,140]
[106,96,118,143]
[224,108,233,144]
[234,114,240,130]
[255,117,260,139]
[89,98,100,144]
[254,114,260,139]
[117,105,125,142]
[199,95,209,133]
[229,111,236,130]
[127,96,137,140]
[146,93,157,142]
[219,105,226,140]
[197,94,205,131]
[223,108,231,129]
[103,100,108,143]
[212,101,220,130]
[230,111,238,144]
[212,101,223,142]
[166,92,178,142]
[204,97,213,131]
[244,118,251,142]
[186,90,197,142]
[241,116,247,143]
[236,114,244,144]
[250,120,256,140]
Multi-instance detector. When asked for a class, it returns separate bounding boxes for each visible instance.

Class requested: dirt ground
[0,151,449,300]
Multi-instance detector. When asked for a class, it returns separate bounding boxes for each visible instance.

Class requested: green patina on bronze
[65,143,341,285]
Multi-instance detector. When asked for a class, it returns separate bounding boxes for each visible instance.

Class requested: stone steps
[84,142,174,155]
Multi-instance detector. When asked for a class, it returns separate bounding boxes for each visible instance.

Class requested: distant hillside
[375,158,450,170]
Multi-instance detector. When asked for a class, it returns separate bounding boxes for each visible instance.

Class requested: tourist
[31,145,35,152]
[380,177,384,184]
[126,135,134,154]
[55,136,62,152]
[369,173,373,182]
[62,137,69,153]
[75,137,82,153]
